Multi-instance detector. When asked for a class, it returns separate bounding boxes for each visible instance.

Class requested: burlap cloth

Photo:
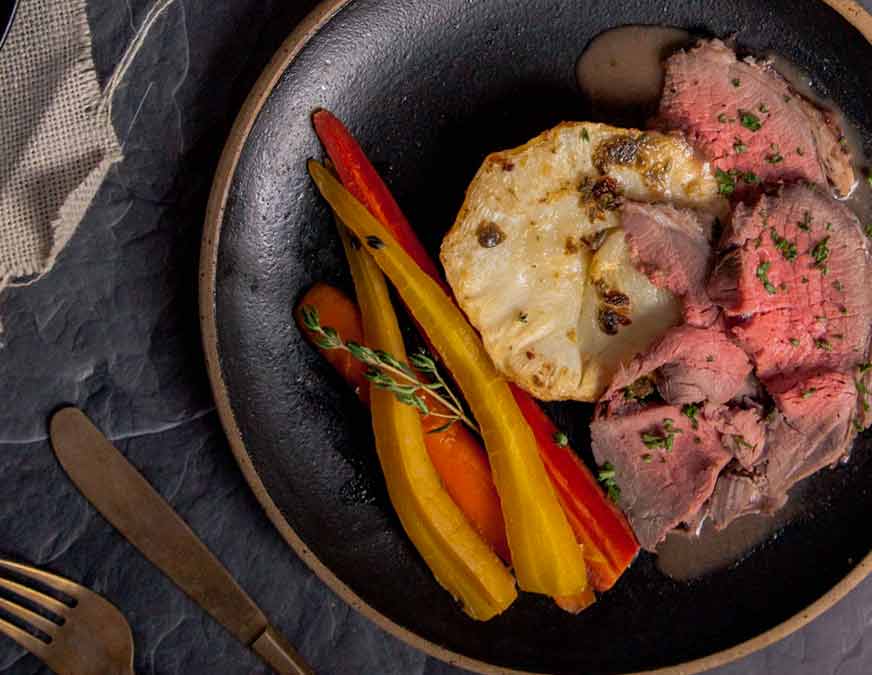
[0,0,122,293]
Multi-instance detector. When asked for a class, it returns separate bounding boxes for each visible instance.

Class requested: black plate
[0,0,17,51]
[200,1,872,673]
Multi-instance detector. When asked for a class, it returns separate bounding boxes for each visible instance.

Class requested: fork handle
[252,625,314,675]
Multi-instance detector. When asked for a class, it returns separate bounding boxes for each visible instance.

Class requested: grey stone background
[0,1,870,673]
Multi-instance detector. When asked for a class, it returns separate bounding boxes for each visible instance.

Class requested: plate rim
[199,1,872,673]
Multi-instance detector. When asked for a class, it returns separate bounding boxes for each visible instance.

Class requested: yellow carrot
[337,224,517,620]
[311,160,587,597]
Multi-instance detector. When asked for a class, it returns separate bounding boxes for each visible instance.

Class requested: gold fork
[0,558,134,675]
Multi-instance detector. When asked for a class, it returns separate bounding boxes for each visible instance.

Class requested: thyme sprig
[301,305,478,434]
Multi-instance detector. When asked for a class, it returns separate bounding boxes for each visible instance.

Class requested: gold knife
[49,407,314,675]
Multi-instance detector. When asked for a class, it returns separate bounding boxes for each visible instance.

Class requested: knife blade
[49,407,313,675]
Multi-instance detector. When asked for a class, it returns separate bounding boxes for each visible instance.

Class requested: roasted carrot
[512,390,639,590]
[295,283,369,403]
[311,162,589,597]
[338,225,516,620]
[313,110,446,288]
[295,285,511,563]
[311,109,639,590]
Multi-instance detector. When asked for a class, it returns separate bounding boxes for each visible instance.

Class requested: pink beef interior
[591,404,731,551]
[658,39,854,196]
[712,184,872,379]
[622,202,718,328]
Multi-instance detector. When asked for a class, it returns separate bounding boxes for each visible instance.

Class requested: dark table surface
[1,1,871,673]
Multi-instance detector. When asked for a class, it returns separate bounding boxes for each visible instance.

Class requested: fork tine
[0,614,48,658]
[0,576,69,617]
[0,560,79,596]
[0,596,58,635]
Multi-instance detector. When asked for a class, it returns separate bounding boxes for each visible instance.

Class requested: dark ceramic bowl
[200,1,872,673]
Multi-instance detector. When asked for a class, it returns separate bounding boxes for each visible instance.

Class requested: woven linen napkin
[0,0,122,293]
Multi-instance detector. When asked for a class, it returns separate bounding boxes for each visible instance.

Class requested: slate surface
[0,1,870,673]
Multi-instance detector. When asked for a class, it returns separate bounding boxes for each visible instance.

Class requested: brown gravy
[576,25,691,126]
[576,28,871,581]
[656,485,805,581]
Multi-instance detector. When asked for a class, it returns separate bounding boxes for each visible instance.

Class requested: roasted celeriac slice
[441,122,726,401]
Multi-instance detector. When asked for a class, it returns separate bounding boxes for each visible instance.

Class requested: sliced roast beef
[706,404,767,469]
[709,471,785,529]
[710,370,858,529]
[658,39,854,196]
[604,324,753,407]
[764,369,857,493]
[622,202,718,327]
[709,184,872,379]
[591,404,731,551]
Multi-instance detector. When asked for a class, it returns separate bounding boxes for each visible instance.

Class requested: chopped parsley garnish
[801,388,817,400]
[552,431,569,447]
[840,305,849,315]
[826,222,833,231]
[756,261,777,294]
[716,168,759,195]
[833,280,844,291]
[860,362,872,374]
[867,173,872,188]
[622,376,655,402]
[706,355,715,363]
[857,379,870,412]
[641,418,683,452]
[718,113,730,123]
[759,103,769,113]
[733,137,748,154]
[798,211,812,231]
[801,276,809,284]
[789,337,800,347]
[770,229,798,261]
[854,418,865,433]
[733,435,754,449]
[796,147,805,156]
[681,403,701,430]
[865,223,872,238]
[815,338,833,352]
[811,236,830,273]
[642,453,653,463]
[716,168,737,195]
[739,110,763,131]
[766,152,784,164]
[597,463,621,503]
[581,128,590,142]
[731,78,741,87]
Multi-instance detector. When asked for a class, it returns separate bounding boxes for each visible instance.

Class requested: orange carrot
[295,285,511,563]
[512,390,639,591]
[295,283,369,404]
[555,588,597,614]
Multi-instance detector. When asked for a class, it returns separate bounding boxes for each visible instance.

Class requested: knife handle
[252,625,314,675]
